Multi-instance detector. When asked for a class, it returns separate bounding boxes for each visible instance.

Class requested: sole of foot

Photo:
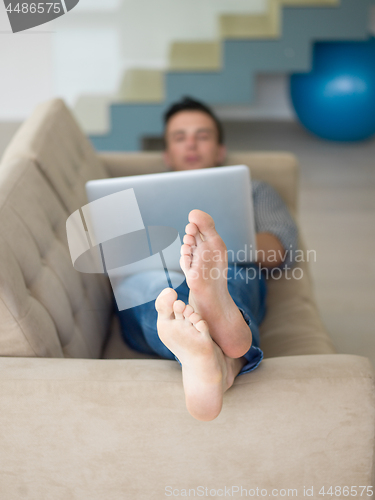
[180,209,252,359]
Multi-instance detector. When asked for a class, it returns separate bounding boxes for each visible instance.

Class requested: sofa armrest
[1,354,374,498]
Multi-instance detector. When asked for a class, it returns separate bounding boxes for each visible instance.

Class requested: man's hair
[164,96,224,145]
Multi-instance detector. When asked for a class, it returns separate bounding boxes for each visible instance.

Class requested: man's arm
[252,180,298,270]
[256,232,285,269]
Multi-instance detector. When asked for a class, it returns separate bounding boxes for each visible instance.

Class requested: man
[118,97,298,422]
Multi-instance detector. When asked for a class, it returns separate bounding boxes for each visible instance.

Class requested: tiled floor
[1,119,375,365]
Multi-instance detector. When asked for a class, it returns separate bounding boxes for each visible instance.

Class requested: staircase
[77,0,372,151]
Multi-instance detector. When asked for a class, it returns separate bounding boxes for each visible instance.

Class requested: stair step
[282,0,338,5]
[117,69,164,102]
[219,0,339,40]
[220,0,280,39]
[88,0,371,150]
[74,94,113,135]
[90,103,167,151]
[169,41,221,71]
[166,0,369,104]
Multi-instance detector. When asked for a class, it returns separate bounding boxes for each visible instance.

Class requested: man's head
[163,96,226,171]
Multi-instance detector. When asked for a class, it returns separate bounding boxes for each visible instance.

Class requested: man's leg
[225,263,267,375]
[156,209,265,421]
[155,288,247,421]
[119,209,265,420]
[117,264,265,372]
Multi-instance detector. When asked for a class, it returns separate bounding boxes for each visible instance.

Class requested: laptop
[85,165,257,274]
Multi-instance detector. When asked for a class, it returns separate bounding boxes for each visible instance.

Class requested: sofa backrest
[99,151,299,217]
[226,152,299,216]
[0,157,112,358]
[2,99,108,214]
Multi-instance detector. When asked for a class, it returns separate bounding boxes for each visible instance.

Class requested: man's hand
[255,232,286,269]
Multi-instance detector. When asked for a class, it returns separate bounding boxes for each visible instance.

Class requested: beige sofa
[0,99,374,499]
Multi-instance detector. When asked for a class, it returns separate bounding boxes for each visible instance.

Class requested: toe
[180,254,191,273]
[180,244,192,256]
[173,300,186,320]
[185,222,200,240]
[188,210,217,239]
[188,312,203,326]
[195,319,209,334]
[155,288,177,320]
[183,304,194,319]
[183,234,196,247]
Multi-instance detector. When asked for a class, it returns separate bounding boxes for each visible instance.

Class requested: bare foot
[179,209,252,359]
[155,288,245,421]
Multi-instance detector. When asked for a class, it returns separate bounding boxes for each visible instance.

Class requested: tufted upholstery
[2,99,108,214]
[0,157,112,358]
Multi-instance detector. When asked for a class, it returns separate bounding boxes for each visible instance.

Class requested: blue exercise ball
[290,38,375,141]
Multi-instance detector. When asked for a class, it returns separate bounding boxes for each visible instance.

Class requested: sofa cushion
[2,99,108,214]
[0,157,112,358]
[259,237,337,357]
[0,354,373,494]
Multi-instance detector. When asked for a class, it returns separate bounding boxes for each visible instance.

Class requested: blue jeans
[117,264,267,375]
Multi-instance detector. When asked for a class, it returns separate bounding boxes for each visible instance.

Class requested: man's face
[164,110,226,171]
